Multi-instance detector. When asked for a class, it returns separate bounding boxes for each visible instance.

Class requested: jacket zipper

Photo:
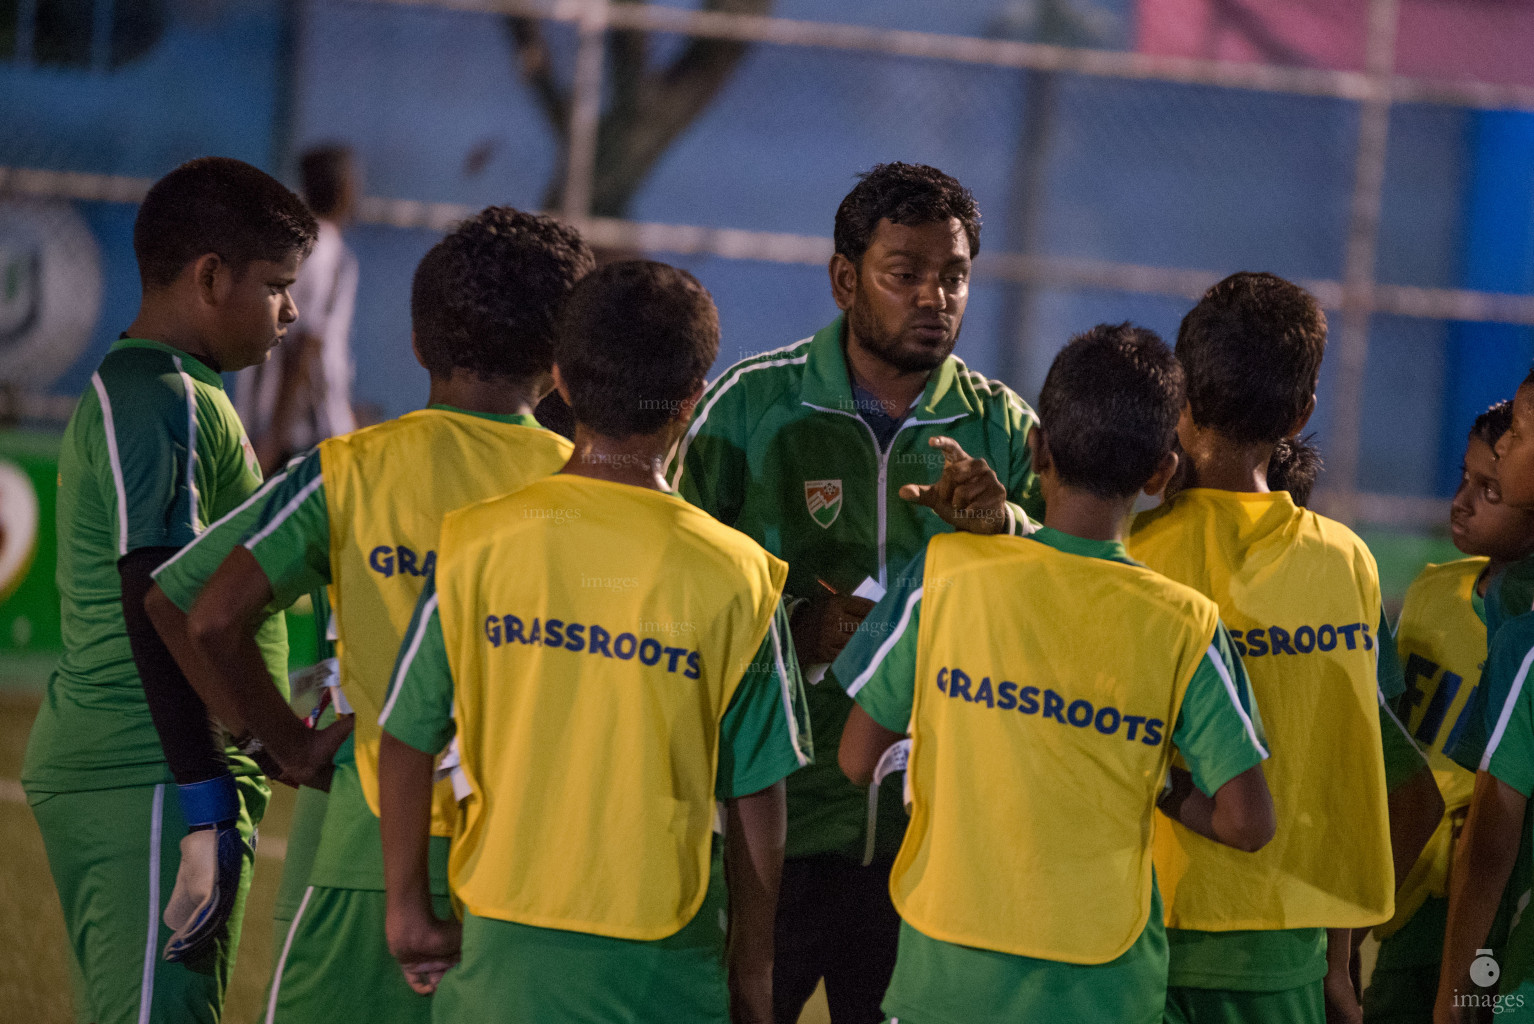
[802,402,964,589]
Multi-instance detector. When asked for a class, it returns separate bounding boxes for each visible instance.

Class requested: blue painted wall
[7,0,1519,502]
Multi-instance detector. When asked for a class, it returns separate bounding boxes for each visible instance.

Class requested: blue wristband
[177,774,239,828]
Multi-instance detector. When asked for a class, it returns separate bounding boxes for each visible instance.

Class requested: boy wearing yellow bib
[1365,402,1534,1024]
[379,261,811,1024]
[146,207,595,1024]
[835,324,1276,1024]
[1436,376,1534,1023]
[1129,272,1440,1024]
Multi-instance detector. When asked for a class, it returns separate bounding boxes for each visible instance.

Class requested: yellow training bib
[320,408,572,836]
[1375,557,1487,939]
[1130,489,1394,931]
[892,532,1219,963]
[434,475,786,940]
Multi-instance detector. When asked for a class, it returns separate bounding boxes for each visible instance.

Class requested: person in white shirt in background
[238,145,361,473]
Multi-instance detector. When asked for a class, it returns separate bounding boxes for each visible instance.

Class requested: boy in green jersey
[1365,403,1534,1024]
[145,207,594,1024]
[835,323,1276,1024]
[1437,374,1534,1023]
[21,157,317,1024]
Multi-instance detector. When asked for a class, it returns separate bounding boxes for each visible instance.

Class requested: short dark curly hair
[1471,400,1514,449]
[411,206,594,380]
[555,261,719,438]
[833,162,981,267]
[134,156,317,289]
[1266,434,1323,508]
[1177,272,1327,445]
[1039,323,1184,500]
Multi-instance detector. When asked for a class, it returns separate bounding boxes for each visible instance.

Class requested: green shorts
[265,886,453,1024]
[28,777,268,1024]
[431,842,731,1024]
[1164,980,1324,1024]
[271,784,328,937]
[265,760,452,1024]
[880,882,1169,1024]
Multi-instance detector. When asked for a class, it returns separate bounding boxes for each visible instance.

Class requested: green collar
[426,404,543,428]
[111,337,225,389]
[1473,580,1487,627]
[797,315,979,423]
[1029,524,1133,565]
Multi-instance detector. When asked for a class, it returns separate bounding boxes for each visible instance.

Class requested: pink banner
[1135,0,1534,87]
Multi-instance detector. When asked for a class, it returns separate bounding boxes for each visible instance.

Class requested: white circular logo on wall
[0,458,39,604]
[0,199,102,387]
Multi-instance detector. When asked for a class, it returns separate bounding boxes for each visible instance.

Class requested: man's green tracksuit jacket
[670,315,1043,861]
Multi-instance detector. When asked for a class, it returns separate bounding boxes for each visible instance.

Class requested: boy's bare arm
[148,546,349,786]
[1388,765,1446,889]
[724,780,786,1024]
[1324,927,1363,1024]
[839,704,905,787]
[1159,764,1276,853]
[1434,772,1527,1024]
[379,732,460,995]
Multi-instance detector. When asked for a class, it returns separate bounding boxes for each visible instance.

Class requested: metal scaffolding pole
[561,0,608,227]
[1326,0,1400,525]
[8,0,1534,528]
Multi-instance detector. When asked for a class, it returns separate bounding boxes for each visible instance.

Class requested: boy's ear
[1027,424,1052,475]
[191,253,226,307]
[1288,394,1316,436]
[409,332,425,371]
[829,253,858,312]
[674,380,707,425]
[1143,448,1179,498]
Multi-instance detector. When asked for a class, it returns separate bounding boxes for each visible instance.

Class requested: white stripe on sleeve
[1205,644,1269,759]
[92,372,131,557]
[172,356,203,533]
[243,475,324,551]
[846,586,923,699]
[1482,646,1534,772]
[379,593,439,728]
[667,339,812,488]
[152,466,292,580]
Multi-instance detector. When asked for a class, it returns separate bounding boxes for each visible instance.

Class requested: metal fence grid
[5,0,1534,528]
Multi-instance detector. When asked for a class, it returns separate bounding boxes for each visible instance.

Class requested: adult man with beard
[669,162,1044,1023]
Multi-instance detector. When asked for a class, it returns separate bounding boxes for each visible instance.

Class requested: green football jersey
[1475,612,1534,1007]
[22,338,287,794]
[670,314,1042,860]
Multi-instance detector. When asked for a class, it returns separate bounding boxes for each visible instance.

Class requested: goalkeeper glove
[162,773,248,963]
